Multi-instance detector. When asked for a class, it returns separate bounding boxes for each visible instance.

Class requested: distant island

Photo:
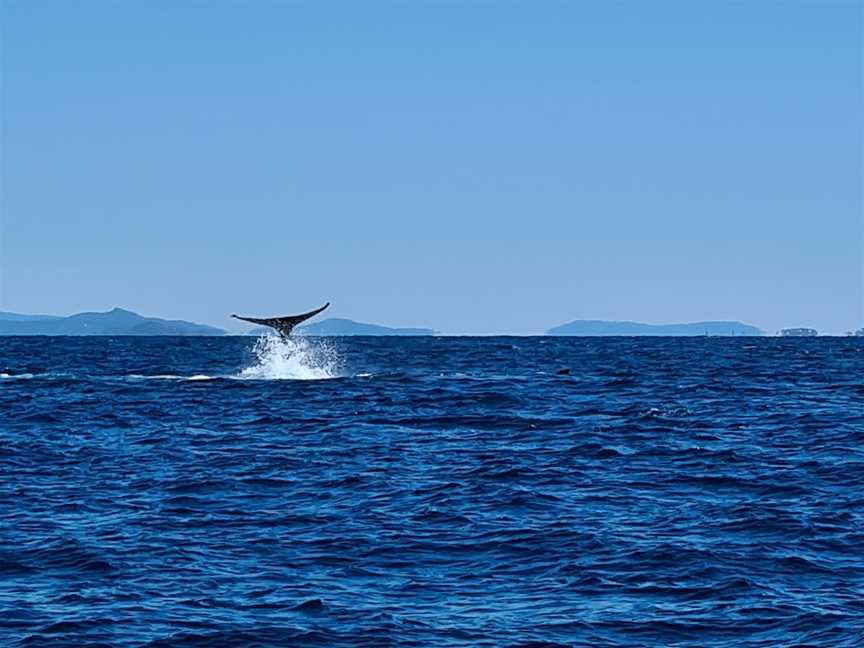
[780,327,818,337]
[297,318,434,336]
[0,308,225,336]
[548,320,764,336]
[0,309,436,336]
[3,309,832,338]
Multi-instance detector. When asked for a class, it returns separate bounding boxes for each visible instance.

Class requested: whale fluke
[231,302,330,337]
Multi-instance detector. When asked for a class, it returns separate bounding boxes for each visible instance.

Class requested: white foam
[128,374,185,380]
[125,373,214,381]
[1,372,55,380]
[234,334,340,380]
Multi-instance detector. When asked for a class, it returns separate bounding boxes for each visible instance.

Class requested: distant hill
[548,320,763,337]
[0,311,61,322]
[298,318,434,336]
[0,308,225,336]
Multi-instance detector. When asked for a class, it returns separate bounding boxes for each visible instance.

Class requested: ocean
[1,335,862,647]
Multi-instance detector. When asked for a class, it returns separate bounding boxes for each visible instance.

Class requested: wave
[0,372,72,380]
[2,336,862,647]
[126,373,215,381]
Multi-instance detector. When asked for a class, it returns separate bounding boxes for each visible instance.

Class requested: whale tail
[231,302,330,337]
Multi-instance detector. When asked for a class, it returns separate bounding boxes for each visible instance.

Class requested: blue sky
[1,1,861,334]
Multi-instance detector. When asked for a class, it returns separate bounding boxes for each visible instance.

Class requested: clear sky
[1,1,861,334]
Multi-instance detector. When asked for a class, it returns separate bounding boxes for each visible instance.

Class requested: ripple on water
[0,336,862,647]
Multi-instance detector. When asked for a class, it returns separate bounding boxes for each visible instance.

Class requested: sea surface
[1,335,862,647]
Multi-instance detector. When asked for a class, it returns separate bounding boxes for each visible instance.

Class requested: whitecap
[125,374,214,381]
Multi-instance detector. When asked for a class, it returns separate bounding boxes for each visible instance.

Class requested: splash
[236,334,340,380]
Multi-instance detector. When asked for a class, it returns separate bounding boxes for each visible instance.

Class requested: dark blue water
[2,336,863,647]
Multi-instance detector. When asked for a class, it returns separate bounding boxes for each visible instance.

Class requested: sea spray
[236,334,340,380]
